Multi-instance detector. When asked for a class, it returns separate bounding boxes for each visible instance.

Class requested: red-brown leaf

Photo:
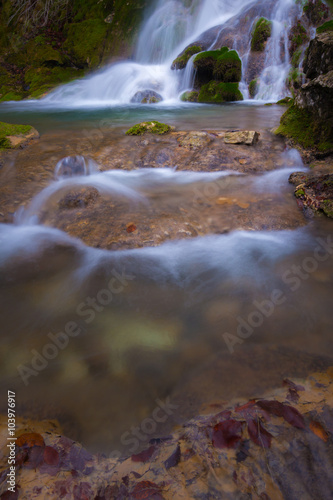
[126,223,137,233]
[247,419,272,448]
[212,420,243,449]
[310,421,329,442]
[131,445,156,463]
[131,481,164,500]
[17,432,45,448]
[256,400,305,429]
[43,446,60,466]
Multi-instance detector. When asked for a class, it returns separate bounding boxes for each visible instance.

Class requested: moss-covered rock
[193,47,242,86]
[0,121,38,150]
[276,97,293,106]
[249,79,258,98]
[126,121,172,135]
[198,81,243,103]
[275,104,333,152]
[288,21,309,56]
[64,19,109,68]
[130,90,163,104]
[251,17,272,52]
[171,45,202,70]
[303,0,330,26]
[180,91,199,102]
[317,20,333,34]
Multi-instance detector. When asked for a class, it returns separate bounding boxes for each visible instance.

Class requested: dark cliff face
[0,0,153,101]
[303,31,333,79]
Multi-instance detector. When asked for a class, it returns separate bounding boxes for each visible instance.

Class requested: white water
[42,0,301,106]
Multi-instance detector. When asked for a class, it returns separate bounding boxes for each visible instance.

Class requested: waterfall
[43,0,301,105]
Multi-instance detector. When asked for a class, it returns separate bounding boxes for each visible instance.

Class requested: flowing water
[0,0,332,457]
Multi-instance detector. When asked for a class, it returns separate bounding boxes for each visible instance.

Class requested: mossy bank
[0,0,153,101]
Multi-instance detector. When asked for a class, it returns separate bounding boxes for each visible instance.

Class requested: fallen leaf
[247,419,272,448]
[17,432,45,448]
[126,223,137,233]
[164,444,181,469]
[256,400,305,429]
[131,481,164,499]
[310,421,329,442]
[43,446,60,466]
[212,420,243,449]
[131,445,156,463]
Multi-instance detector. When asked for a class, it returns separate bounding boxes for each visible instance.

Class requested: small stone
[224,131,259,145]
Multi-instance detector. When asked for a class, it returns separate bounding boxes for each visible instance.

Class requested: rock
[224,130,260,145]
[251,17,272,52]
[0,121,39,150]
[180,91,199,102]
[171,45,202,70]
[177,131,212,149]
[130,90,163,104]
[303,31,333,79]
[198,81,243,103]
[6,128,39,148]
[126,121,171,136]
[58,187,100,209]
[193,48,242,87]
[295,70,333,121]
[289,171,333,218]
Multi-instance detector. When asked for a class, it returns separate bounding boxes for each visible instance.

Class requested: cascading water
[40,0,301,105]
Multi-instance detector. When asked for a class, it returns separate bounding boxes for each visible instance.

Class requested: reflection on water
[0,101,284,134]
[0,219,332,453]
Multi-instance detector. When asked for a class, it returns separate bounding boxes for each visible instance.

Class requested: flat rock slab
[289,171,333,218]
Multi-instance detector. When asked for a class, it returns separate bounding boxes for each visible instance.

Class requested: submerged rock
[130,90,163,104]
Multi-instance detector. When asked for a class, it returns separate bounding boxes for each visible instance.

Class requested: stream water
[0,0,332,457]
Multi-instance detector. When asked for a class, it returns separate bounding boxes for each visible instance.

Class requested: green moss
[24,67,84,96]
[172,45,202,70]
[126,121,172,136]
[289,22,308,52]
[198,81,243,103]
[0,92,24,102]
[64,18,108,68]
[0,121,33,150]
[180,91,199,102]
[251,17,272,52]
[275,104,333,152]
[295,188,305,197]
[213,50,242,82]
[194,47,241,83]
[276,97,293,106]
[291,48,303,67]
[303,0,330,26]
[249,79,258,98]
[322,200,333,218]
[317,20,333,33]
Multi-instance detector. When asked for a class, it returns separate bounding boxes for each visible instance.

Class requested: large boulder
[295,70,333,121]
[130,90,163,104]
[171,45,203,70]
[193,47,242,86]
[303,30,333,79]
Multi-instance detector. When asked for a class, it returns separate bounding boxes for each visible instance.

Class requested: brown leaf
[212,420,243,449]
[131,481,164,499]
[17,432,45,448]
[256,400,305,429]
[43,446,60,466]
[247,419,272,448]
[310,421,329,442]
[164,444,181,469]
[126,223,137,233]
[131,445,156,463]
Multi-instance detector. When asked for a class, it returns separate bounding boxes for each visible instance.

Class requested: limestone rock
[295,70,333,121]
[7,127,39,149]
[224,130,260,145]
[130,90,163,104]
[303,31,333,80]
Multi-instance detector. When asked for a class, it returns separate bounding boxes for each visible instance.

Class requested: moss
[24,67,84,95]
[198,81,243,103]
[0,121,33,150]
[289,22,309,54]
[126,121,172,136]
[275,104,333,152]
[0,92,24,102]
[64,18,108,68]
[249,79,258,98]
[291,48,303,68]
[251,17,272,52]
[276,97,293,106]
[295,188,305,197]
[180,91,199,102]
[194,47,241,84]
[303,0,329,26]
[213,50,242,82]
[172,45,202,70]
[322,200,333,218]
[317,20,333,33]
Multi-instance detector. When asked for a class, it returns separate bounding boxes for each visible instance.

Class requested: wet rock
[58,187,100,209]
[289,171,333,218]
[224,130,260,145]
[177,131,212,149]
[295,71,333,121]
[171,45,202,70]
[130,90,163,104]
[55,155,90,178]
[303,31,333,80]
